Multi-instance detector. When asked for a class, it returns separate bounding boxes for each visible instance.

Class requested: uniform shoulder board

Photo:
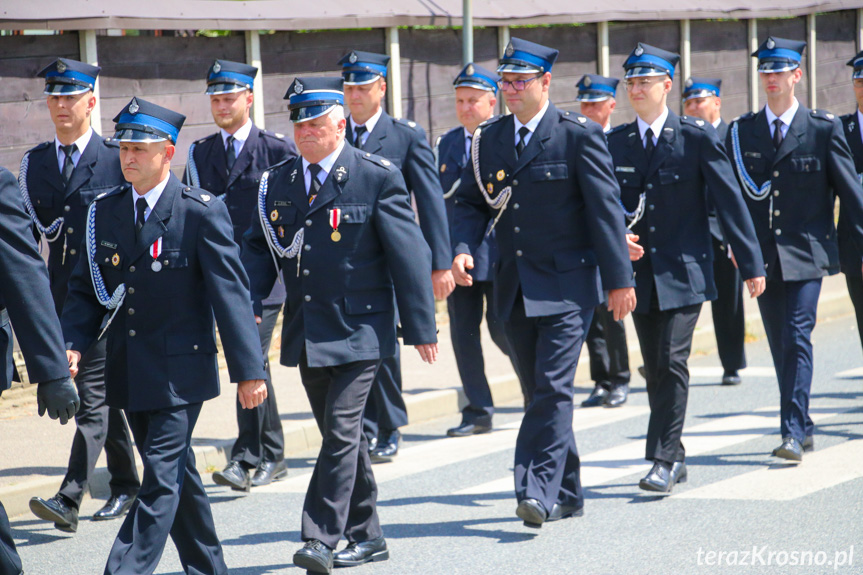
[96,184,128,201]
[731,111,755,124]
[261,129,286,140]
[265,156,293,175]
[478,115,504,128]
[361,152,393,170]
[103,137,120,148]
[194,133,220,145]
[680,115,707,129]
[27,141,53,154]
[606,122,633,137]
[395,117,420,130]
[810,108,836,121]
[561,110,590,126]
[182,186,216,206]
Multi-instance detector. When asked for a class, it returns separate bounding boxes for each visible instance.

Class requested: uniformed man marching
[727,38,863,460]
[185,59,298,492]
[839,52,863,356]
[61,98,268,575]
[607,44,765,493]
[436,63,515,437]
[452,37,636,527]
[575,74,633,409]
[682,77,748,386]
[0,165,81,575]
[242,77,438,573]
[338,50,453,462]
[23,58,140,533]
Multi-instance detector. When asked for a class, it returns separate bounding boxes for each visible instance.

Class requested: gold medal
[486,182,494,194]
[111,253,120,267]
[278,226,285,238]
[270,209,279,222]
[496,170,505,181]
[331,230,342,242]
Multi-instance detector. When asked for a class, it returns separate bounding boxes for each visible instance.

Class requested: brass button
[302,269,309,276]
[344,215,351,221]
[128,287,135,294]
[773,171,779,177]
[129,330,136,337]
[646,183,653,190]
[304,295,311,302]
[649,226,655,232]
[773,190,780,197]
[514,227,520,233]
[64,205,71,212]
[69,248,76,255]
[129,266,136,272]
[127,308,135,315]
[366,304,372,310]
[774,210,780,217]
[516,250,523,257]
[513,179,519,186]
[775,229,782,236]
[67,227,74,234]
[305,219,312,227]
[193,344,199,350]
[304,244,311,252]
[650,247,656,253]
[649,204,655,211]
[513,203,520,210]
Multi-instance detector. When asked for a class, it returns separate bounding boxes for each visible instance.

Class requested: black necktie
[516,126,530,158]
[225,135,236,174]
[135,197,148,239]
[354,125,367,149]
[773,119,784,150]
[61,144,76,185]
[308,164,322,206]
[644,128,655,161]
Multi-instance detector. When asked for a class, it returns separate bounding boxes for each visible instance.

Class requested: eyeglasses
[625,77,662,92]
[497,75,543,92]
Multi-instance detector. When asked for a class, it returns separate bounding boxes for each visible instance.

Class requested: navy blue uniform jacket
[453,103,635,320]
[436,125,498,282]
[184,125,297,305]
[0,167,70,391]
[839,112,863,278]
[608,110,763,313]
[346,112,451,270]
[728,106,863,282]
[242,144,438,369]
[61,174,267,411]
[22,135,125,315]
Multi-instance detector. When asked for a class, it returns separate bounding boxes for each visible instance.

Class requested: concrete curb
[4,288,852,521]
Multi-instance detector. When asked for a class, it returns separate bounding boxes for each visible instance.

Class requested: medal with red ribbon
[330,208,341,242]
[150,237,163,272]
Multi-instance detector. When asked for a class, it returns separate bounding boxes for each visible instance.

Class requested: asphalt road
[12,313,863,575]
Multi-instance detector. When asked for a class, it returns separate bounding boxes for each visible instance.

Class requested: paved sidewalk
[0,274,854,520]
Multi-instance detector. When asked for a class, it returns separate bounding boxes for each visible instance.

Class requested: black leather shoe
[721,371,742,386]
[580,386,609,408]
[333,536,389,567]
[294,539,333,574]
[251,459,288,487]
[29,494,78,533]
[367,436,378,453]
[604,384,629,408]
[637,365,647,379]
[803,435,814,452]
[516,498,547,528]
[447,421,492,437]
[772,437,803,461]
[546,503,584,522]
[639,461,686,493]
[92,494,135,521]
[370,429,400,463]
[212,461,251,492]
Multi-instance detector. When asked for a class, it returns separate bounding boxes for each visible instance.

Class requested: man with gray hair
[242,77,438,573]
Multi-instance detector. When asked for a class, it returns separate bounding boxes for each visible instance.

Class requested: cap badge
[766,38,776,49]
[294,80,304,95]
[466,64,475,76]
[583,76,592,87]
[56,60,67,73]
[634,46,644,56]
[201,194,211,202]
[128,98,139,114]
[213,60,221,73]
[685,78,693,88]
[505,42,514,57]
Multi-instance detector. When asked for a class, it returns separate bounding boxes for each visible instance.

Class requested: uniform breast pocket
[270,204,298,227]
[30,188,54,208]
[530,162,568,183]
[744,156,768,175]
[616,171,643,190]
[159,249,190,270]
[333,204,369,247]
[791,155,822,173]
[95,243,125,278]
[659,166,691,186]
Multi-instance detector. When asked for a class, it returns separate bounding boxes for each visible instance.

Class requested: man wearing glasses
[728,38,863,461]
[606,43,765,493]
[452,37,636,527]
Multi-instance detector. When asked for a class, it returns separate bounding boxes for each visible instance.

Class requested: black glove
[37,377,80,425]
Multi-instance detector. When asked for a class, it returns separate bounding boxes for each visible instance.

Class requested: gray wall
[0,12,860,174]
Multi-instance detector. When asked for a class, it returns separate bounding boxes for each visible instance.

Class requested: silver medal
[151,260,162,272]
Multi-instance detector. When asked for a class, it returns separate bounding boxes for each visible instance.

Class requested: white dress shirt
[55,128,93,173]
[513,100,550,148]
[765,98,799,141]
[132,174,171,224]
[221,118,253,157]
[302,140,346,195]
[636,107,670,148]
[350,107,383,148]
